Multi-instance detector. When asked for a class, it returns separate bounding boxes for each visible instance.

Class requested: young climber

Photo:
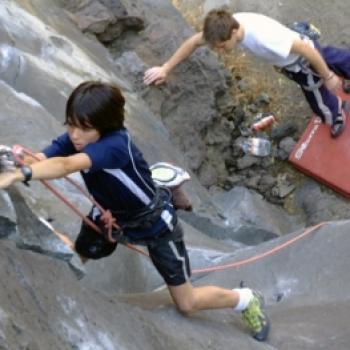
[0,81,270,341]
[144,9,350,138]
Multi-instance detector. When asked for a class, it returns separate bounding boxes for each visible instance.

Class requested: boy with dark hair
[0,81,270,341]
[144,9,350,138]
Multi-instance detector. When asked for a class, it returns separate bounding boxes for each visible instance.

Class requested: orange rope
[13,145,148,257]
[13,145,327,272]
[192,222,327,274]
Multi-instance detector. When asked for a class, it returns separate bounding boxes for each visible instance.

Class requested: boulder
[0,190,17,238]
[64,0,145,43]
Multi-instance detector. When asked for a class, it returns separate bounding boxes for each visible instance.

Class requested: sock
[233,288,254,312]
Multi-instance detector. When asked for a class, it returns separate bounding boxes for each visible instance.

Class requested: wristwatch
[20,165,32,186]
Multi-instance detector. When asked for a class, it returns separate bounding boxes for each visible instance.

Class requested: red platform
[289,91,350,198]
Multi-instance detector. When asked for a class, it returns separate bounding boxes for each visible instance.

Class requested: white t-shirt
[234,12,302,67]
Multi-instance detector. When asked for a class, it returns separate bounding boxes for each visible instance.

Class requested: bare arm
[290,38,342,93]
[144,32,205,85]
[162,32,205,74]
[0,153,91,188]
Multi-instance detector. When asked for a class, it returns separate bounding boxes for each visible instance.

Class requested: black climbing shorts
[75,216,191,286]
[145,223,191,286]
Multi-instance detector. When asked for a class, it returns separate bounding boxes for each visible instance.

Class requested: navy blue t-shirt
[43,129,175,239]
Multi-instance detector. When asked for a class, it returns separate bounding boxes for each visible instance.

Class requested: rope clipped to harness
[11,145,149,256]
[100,209,119,243]
[8,145,330,275]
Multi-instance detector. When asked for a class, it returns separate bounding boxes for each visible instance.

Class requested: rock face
[1,0,299,293]
[64,0,145,43]
[212,187,302,237]
[0,0,350,349]
[1,219,350,350]
[0,190,17,238]
[85,0,235,184]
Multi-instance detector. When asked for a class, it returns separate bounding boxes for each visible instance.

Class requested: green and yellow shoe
[242,291,270,341]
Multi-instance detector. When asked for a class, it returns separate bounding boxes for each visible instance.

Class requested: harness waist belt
[112,187,172,230]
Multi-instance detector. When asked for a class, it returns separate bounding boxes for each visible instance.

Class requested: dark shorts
[75,216,191,286]
[145,223,191,286]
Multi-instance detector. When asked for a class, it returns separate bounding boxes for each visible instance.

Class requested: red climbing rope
[13,145,328,273]
[192,221,327,274]
[13,145,148,257]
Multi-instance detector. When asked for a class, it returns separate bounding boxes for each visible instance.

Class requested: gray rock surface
[0,190,17,238]
[213,186,303,236]
[1,219,350,349]
[293,180,350,226]
[64,0,145,43]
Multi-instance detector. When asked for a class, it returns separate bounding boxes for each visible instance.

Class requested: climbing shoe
[242,291,270,341]
[331,101,348,138]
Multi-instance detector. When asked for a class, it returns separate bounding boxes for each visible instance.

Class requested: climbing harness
[277,24,323,91]
[12,144,148,256]
[110,187,171,231]
[11,144,328,274]
[287,21,321,41]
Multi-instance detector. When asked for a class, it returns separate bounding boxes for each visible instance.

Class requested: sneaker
[242,291,270,341]
[331,101,348,138]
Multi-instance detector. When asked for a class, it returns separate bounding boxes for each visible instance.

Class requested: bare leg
[167,281,239,314]
[168,281,271,341]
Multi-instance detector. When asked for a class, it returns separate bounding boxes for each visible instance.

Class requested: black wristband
[20,165,32,186]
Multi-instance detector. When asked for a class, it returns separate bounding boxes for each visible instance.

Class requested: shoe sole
[253,314,271,341]
[250,290,271,341]
[331,102,348,138]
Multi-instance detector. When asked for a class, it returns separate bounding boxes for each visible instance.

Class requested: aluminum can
[251,114,275,131]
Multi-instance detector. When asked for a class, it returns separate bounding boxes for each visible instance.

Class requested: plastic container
[240,137,271,157]
[251,113,275,131]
